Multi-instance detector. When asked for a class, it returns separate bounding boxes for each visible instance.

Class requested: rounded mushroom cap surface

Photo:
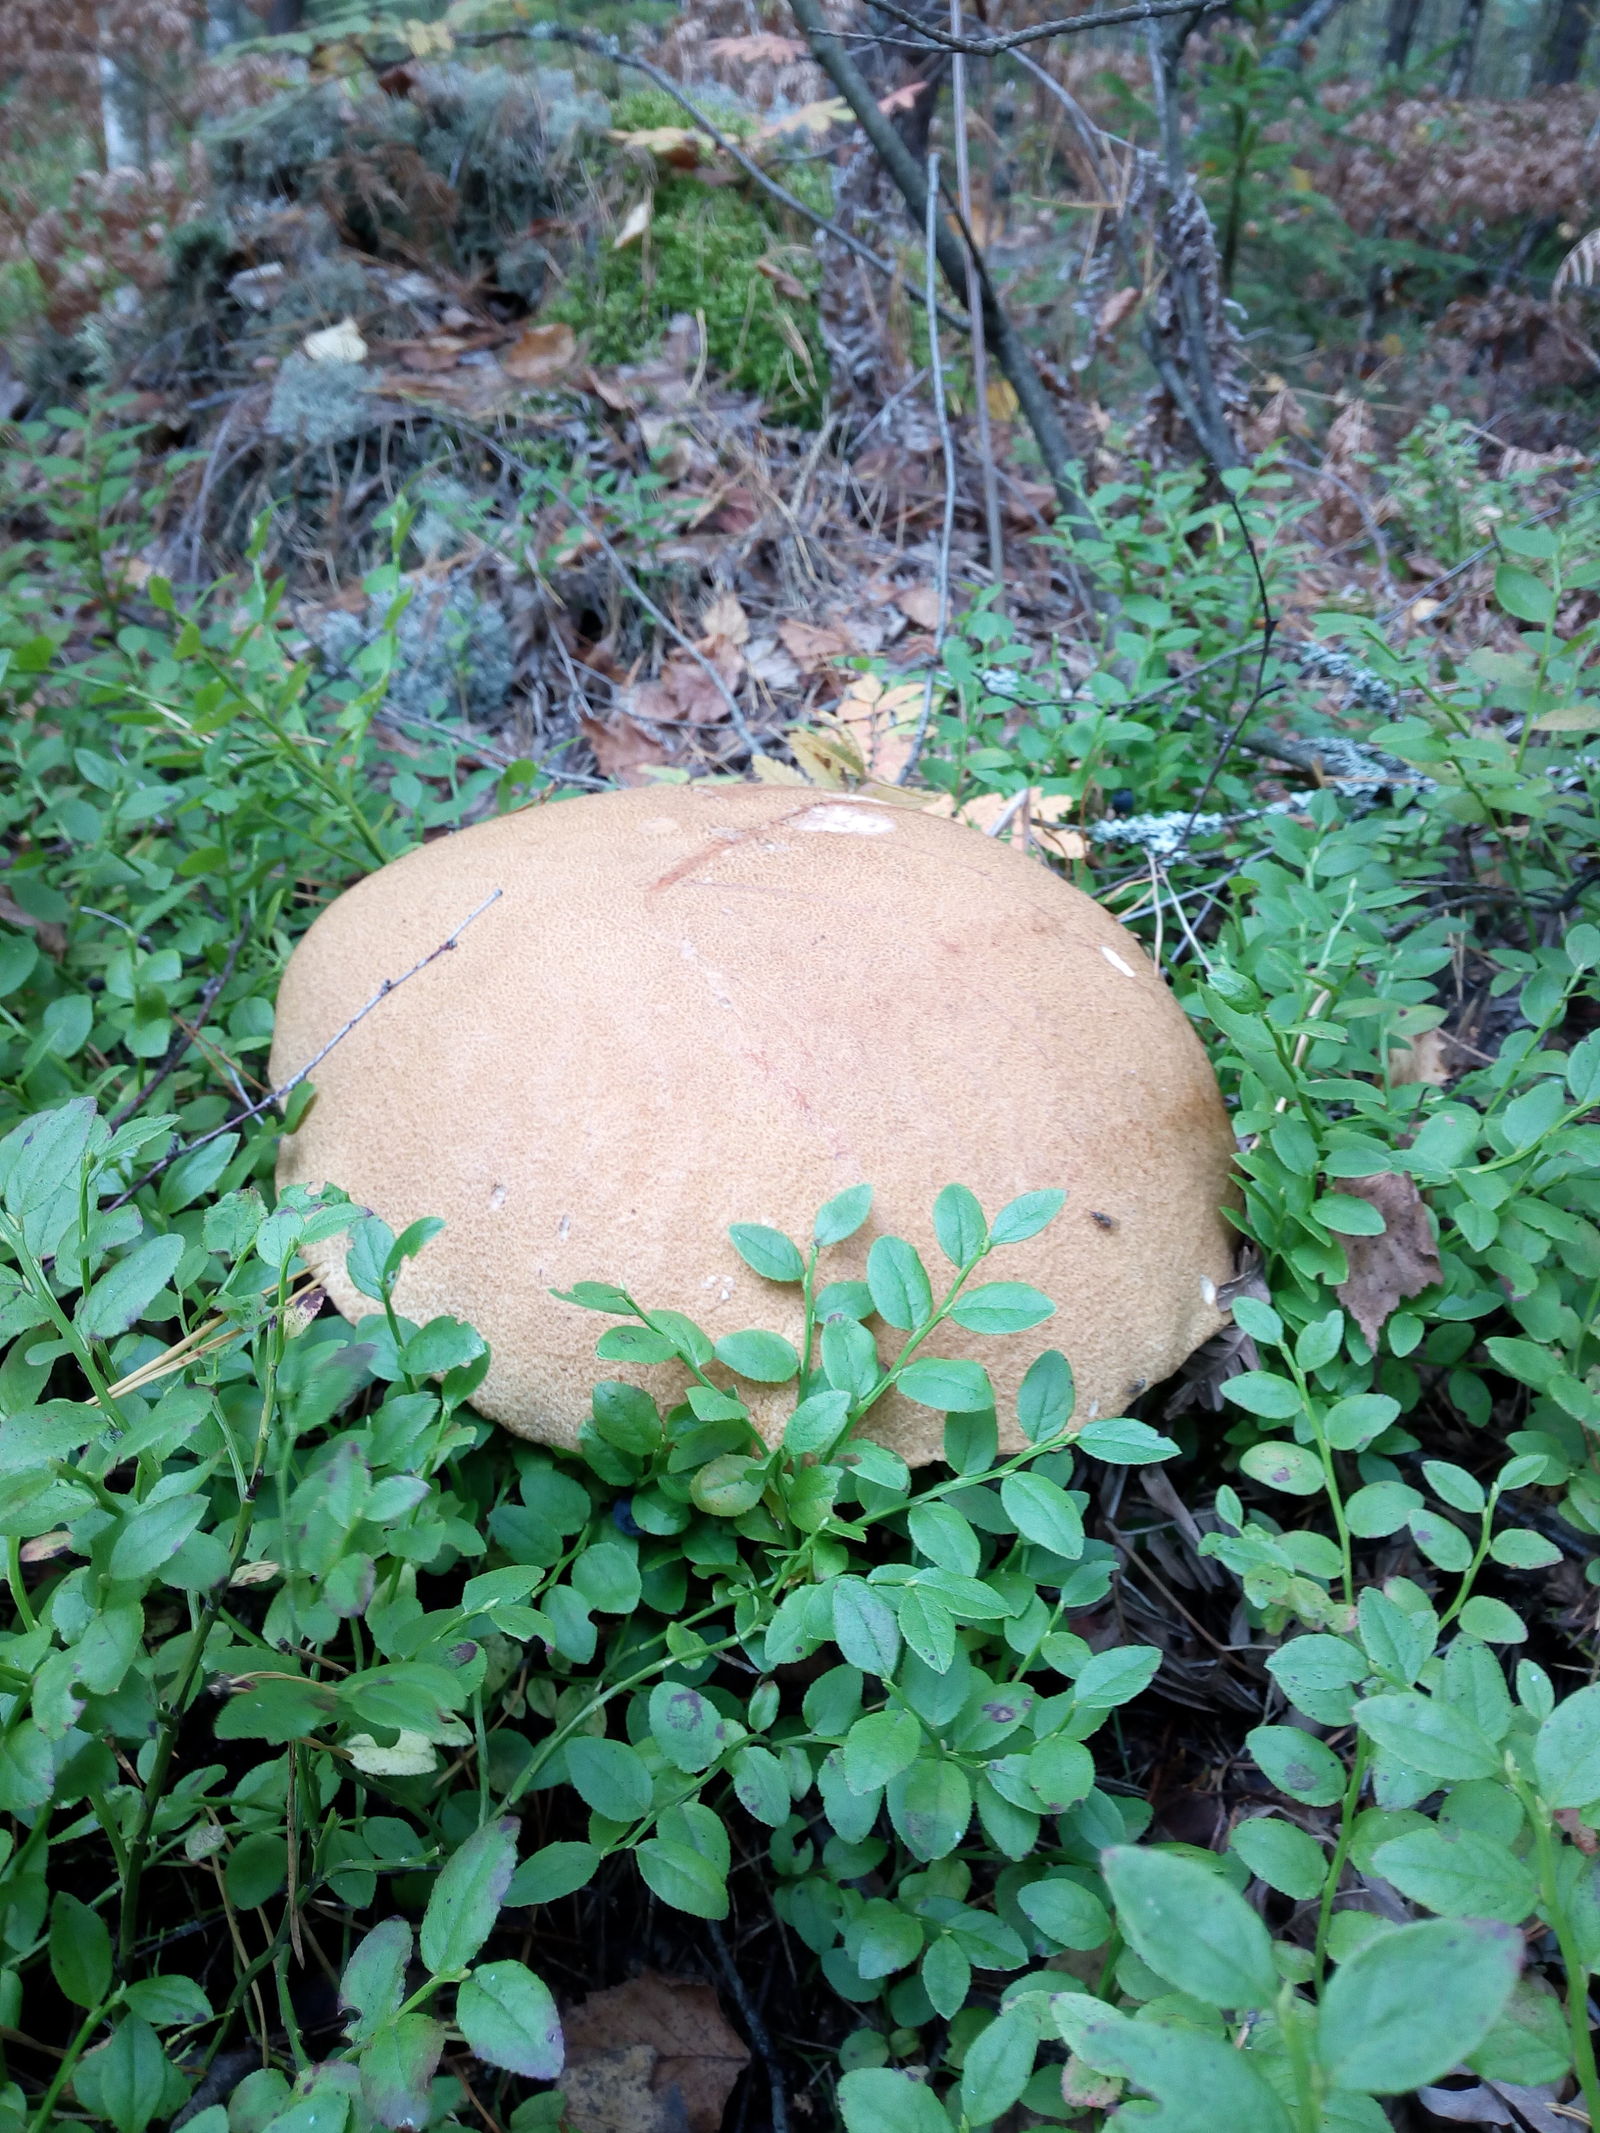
[272,784,1237,1461]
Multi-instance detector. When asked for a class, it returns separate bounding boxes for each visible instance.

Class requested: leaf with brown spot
[561,1973,749,2133]
[0,889,65,959]
[1334,1171,1442,1347]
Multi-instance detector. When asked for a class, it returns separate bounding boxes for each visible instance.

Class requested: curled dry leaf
[1388,1027,1453,1086]
[630,636,743,726]
[301,316,367,365]
[1333,1170,1443,1347]
[755,254,809,303]
[699,591,749,647]
[893,585,942,630]
[561,1973,750,2133]
[502,321,577,385]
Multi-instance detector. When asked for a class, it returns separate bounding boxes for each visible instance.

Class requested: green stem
[5,1541,37,1633]
[26,1996,121,2133]
[1313,1734,1368,1985]
[1521,1777,1600,2129]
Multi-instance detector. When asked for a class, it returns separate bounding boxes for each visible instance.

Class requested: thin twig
[899,156,959,790]
[857,0,1225,55]
[708,1923,789,2133]
[1183,488,1278,833]
[107,919,249,1129]
[950,0,1005,603]
[112,890,503,1205]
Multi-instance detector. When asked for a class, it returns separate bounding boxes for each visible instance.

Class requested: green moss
[550,89,828,423]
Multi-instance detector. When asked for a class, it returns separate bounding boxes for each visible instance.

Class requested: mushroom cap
[272,784,1237,1461]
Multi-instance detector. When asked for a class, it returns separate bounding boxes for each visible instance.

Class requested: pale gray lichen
[315,571,514,729]
[266,356,378,449]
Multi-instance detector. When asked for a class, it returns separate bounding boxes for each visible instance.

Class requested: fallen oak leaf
[561,1973,750,2133]
[581,711,674,785]
[1333,1170,1443,1348]
[777,617,859,673]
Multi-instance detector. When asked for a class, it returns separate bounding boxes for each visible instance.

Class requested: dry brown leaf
[1388,1028,1453,1086]
[0,888,66,958]
[704,31,808,62]
[700,591,750,647]
[1096,285,1141,337]
[614,196,653,250]
[893,585,942,630]
[1499,444,1586,478]
[581,712,673,784]
[502,321,577,385]
[778,618,859,673]
[1333,1171,1442,1347]
[629,638,742,726]
[562,1974,749,2133]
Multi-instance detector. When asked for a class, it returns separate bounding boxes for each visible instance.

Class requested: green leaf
[571,1542,641,1615]
[456,1960,562,2079]
[908,1501,979,1576]
[74,2017,171,2133]
[1017,1350,1075,1442]
[1356,1693,1500,1781]
[76,1232,184,1340]
[551,1280,634,1314]
[50,1892,111,2010]
[959,1995,1043,2123]
[419,1817,517,1977]
[989,1189,1066,1244]
[1052,2001,1292,2133]
[121,1976,211,2029]
[1534,1682,1600,1808]
[922,1938,971,2020]
[844,1710,922,1792]
[1102,1846,1278,2010]
[690,1454,766,1518]
[867,1236,933,1330]
[648,1683,731,1774]
[339,1918,413,2045]
[565,1737,652,1823]
[1247,1724,1347,1806]
[506,1842,599,1908]
[1372,1825,1535,1922]
[1458,1596,1527,1645]
[838,2068,950,2133]
[1000,1472,1083,1557]
[815,1185,873,1246]
[1239,1442,1325,1495]
[845,1896,923,1978]
[713,1329,799,1383]
[636,1837,728,1919]
[1075,1416,1176,1464]
[731,1744,790,1826]
[833,1579,902,1679]
[896,1586,956,1674]
[822,1318,880,1400]
[932,1183,987,1265]
[1316,1192,1389,1237]
[897,1357,993,1412]
[728,1224,805,1282]
[1495,562,1555,625]
[950,1281,1055,1335]
[595,1325,677,1363]
[226,1832,286,1909]
[1016,1876,1112,1950]
[1222,1370,1302,1420]
[357,2012,445,2131]
[886,1757,971,1861]
[784,1389,851,1455]
[1317,1919,1521,2093]
[0,1098,95,1218]
[1229,1817,1327,1901]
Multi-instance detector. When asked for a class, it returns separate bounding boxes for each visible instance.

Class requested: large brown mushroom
[272,784,1238,1461]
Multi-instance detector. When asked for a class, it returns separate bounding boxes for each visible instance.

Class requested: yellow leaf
[402,18,454,56]
[757,98,851,140]
[987,377,1020,420]
[302,317,366,365]
[608,126,712,169]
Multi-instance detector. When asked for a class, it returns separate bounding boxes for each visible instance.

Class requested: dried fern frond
[1554,225,1600,295]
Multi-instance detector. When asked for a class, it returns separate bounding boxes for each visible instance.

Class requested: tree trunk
[1537,0,1597,84]
[1445,0,1486,94]
[1383,0,1426,68]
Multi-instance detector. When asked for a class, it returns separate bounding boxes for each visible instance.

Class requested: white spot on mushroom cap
[799,804,895,837]
[1100,945,1137,977]
[488,1182,507,1211]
